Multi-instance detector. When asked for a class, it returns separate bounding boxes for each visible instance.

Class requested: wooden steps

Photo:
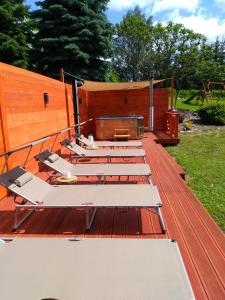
[153,130,180,145]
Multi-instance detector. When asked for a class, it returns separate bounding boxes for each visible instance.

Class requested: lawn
[175,97,225,111]
[166,129,225,231]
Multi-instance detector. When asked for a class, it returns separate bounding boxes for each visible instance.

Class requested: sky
[25,0,225,41]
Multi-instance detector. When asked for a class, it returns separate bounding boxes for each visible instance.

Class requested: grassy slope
[166,129,225,231]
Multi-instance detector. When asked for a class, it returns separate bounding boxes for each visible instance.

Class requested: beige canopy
[81,79,166,91]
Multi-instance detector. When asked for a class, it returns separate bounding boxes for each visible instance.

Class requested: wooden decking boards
[0,132,224,299]
[154,130,180,145]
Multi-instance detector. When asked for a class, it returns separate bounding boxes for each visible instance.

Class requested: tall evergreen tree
[32,0,112,80]
[0,0,30,68]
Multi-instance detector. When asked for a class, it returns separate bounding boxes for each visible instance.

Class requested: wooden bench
[114,129,130,141]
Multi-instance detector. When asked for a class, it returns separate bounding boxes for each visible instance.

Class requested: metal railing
[0,118,93,173]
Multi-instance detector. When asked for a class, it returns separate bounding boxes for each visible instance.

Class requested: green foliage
[198,102,225,125]
[112,7,225,88]
[0,0,30,68]
[113,6,153,81]
[166,130,225,231]
[182,120,193,130]
[32,0,112,80]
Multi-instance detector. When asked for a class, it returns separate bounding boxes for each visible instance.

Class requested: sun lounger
[0,238,195,300]
[77,134,142,148]
[35,150,151,183]
[61,139,146,163]
[0,167,165,232]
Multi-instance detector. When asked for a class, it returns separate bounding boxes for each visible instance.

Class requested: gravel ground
[177,109,225,132]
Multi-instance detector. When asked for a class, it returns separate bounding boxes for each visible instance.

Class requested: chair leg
[85,207,97,230]
[157,206,166,233]
[147,175,152,184]
[13,207,35,231]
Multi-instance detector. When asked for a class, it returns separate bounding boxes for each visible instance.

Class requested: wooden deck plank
[143,133,225,299]
[0,133,224,299]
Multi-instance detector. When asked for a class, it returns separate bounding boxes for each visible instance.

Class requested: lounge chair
[35,150,151,183]
[0,238,195,300]
[0,167,165,232]
[61,139,146,163]
[77,134,142,148]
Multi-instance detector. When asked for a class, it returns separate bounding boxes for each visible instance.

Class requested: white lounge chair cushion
[69,141,76,147]
[48,153,59,163]
[12,173,33,187]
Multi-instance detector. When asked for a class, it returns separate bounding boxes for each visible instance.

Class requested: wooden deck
[154,130,180,145]
[0,133,224,299]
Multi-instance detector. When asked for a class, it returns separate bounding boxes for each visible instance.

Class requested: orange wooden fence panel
[0,62,174,200]
[84,87,169,132]
[0,63,81,199]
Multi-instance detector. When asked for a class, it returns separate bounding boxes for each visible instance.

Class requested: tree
[112,9,220,89]
[32,0,112,80]
[212,37,225,65]
[0,0,30,68]
[112,6,153,81]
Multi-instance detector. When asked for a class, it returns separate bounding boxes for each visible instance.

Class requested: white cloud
[152,0,199,14]
[108,0,151,10]
[174,15,225,40]
[108,0,225,41]
[108,0,199,13]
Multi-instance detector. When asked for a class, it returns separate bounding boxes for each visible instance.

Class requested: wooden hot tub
[95,116,144,140]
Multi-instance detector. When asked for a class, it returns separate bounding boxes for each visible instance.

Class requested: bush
[198,102,225,125]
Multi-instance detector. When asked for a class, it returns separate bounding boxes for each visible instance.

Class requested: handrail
[0,118,93,159]
[63,71,84,84]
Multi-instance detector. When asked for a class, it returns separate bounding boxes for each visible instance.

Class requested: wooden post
[60,68,71,138]
[171,77,174,111]
[149,72,154,131]
[72,80,80,136]
[60,68,65,82]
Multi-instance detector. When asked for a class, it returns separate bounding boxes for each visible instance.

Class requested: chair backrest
[0,167,53,204]
[36,150,73,174]
[77,135,92,146]
[61,139,86,156]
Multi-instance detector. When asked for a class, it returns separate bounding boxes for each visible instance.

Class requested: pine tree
[32,0,112,80]
[0,0,30,68]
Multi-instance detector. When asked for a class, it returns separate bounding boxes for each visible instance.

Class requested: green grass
[175,98,225,111]
[166,129,225,231]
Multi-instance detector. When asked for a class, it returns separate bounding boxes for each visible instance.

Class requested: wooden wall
[154,88,169,130]
[0,63,79,199]
[0,63,74,147]
[0,62,169,200]
[84,87,168,133]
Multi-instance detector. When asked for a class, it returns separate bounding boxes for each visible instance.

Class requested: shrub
[198,102,225,125]
[182,120,193,131]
